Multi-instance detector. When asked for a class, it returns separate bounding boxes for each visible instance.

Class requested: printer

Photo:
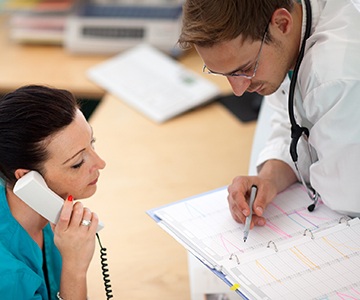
[64,0,183,55]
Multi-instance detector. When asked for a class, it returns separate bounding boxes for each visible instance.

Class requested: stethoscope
[288,0,320,212]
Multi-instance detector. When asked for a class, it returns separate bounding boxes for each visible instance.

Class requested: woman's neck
[6,185,48,249]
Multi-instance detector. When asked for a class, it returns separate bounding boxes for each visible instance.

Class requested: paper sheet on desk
[87,43,221,123]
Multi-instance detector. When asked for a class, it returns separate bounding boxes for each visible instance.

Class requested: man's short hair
[178,0,294,49]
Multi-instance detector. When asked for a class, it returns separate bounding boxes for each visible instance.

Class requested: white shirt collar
[299,0,321,48]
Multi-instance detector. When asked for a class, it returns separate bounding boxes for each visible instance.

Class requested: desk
[0,15,108,98]
[86,94,256,299]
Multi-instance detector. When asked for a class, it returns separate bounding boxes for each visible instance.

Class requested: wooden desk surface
[86,94,256,299]
[0,15,109,98]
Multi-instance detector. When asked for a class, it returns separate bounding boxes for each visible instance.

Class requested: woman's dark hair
[0,85,79,185]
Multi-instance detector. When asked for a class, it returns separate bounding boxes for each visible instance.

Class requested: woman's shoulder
[0,241,43,289]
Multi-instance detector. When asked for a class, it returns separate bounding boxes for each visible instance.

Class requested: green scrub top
[0,184,62,299]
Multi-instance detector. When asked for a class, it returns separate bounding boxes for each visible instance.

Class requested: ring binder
[267,240,278,252]
[229,253,240,265]
[303,228,315,239]
[148,183,359,300]
[339,216,351,226]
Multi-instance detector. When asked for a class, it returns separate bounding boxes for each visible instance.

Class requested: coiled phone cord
[96,233,113,299]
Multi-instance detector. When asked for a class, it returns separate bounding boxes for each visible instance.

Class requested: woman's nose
[97,155,106,170]
[227,76,251,96]
[92,151,106,171]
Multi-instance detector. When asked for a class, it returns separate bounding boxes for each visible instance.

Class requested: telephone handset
[13,170,104,232]
[13,170,113,299]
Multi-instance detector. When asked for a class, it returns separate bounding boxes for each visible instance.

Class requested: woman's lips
[89,177,98,185]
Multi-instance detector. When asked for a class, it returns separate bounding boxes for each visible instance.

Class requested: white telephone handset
[13,170,104,232]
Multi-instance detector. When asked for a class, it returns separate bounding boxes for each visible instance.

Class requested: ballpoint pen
[243,185,258,242]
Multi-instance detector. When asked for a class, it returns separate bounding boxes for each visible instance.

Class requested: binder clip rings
[339,216,351,226]
[267,240,278,252]
[303,228,315,239]
[229,253,240,265]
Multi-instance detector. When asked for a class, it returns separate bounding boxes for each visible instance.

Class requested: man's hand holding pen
[227,175,279,236]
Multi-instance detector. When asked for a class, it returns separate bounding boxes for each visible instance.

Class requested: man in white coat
[178,0,360,226]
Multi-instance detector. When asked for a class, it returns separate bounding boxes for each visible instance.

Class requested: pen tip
[243,238,247,242]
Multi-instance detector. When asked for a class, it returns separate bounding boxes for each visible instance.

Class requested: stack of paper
[88,44,221,123]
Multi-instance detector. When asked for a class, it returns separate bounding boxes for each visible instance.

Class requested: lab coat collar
[299,0,322,50]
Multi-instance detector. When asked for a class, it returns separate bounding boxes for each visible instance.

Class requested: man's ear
[14,169,30,180]
[270,8,293,36]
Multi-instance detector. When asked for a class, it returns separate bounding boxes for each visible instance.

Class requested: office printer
[64,0,183,55]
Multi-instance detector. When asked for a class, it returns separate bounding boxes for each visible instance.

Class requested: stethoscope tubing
[288,0,312,163]
[287,0,319,211]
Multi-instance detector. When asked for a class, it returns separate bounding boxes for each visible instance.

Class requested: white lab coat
[256,0,360,216]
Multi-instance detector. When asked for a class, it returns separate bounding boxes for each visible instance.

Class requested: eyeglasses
[202,26,268,79]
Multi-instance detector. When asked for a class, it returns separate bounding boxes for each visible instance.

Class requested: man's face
[195,33,291,97]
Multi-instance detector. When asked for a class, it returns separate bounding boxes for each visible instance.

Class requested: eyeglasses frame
[202,25,269,79]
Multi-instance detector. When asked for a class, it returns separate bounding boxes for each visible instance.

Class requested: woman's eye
[72,160,84,169]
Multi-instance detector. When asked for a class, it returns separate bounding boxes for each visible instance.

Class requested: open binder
[147,183,360,299]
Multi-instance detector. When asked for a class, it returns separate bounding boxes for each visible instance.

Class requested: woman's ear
[14,169,30,180]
